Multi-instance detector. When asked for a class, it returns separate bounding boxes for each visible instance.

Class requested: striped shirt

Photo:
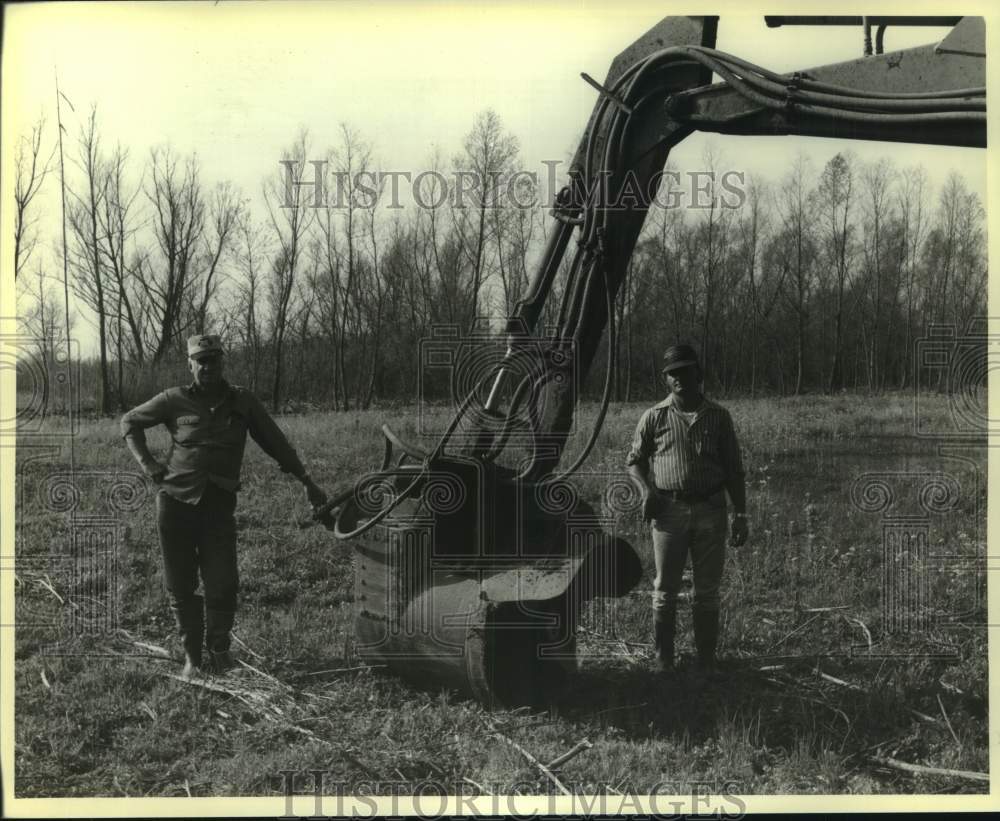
[121,381,305,505]
[625,395,744,492]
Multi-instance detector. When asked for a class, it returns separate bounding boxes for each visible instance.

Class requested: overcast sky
[2,1,990,354]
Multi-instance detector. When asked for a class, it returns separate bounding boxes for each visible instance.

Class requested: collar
[186,379,234,399]
[653,393,713,415]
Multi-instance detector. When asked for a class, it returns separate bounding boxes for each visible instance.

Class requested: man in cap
[121,334,330,677]
[626,344,748,673]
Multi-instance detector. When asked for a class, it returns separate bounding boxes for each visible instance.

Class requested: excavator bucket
[349,456,642,707]
[345,15,719,708]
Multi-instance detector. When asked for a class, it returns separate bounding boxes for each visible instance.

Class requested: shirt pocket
[206,408,245,445]
[173,414,203,443]
[226,408,248,434]
[652,424,675,453]
[696,427,719,457]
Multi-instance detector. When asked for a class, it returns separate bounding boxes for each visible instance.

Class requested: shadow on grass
[553,650,986,791]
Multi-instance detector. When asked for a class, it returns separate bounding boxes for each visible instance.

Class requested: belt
[656,484,726,503]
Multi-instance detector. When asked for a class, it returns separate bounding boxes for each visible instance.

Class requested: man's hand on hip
[730,514,749,547]
[143,461,167,484]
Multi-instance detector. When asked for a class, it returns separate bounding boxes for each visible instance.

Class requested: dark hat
[661,344,700,373]
[187,334,224,358]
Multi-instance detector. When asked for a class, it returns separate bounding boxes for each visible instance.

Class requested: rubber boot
[172,596,204,679]
[205,608,236,674]
[653,608,677,673]
[692,608,720,672]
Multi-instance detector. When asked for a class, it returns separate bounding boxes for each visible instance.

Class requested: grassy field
[12,393,988,798]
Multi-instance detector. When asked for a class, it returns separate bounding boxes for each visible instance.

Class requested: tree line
[14,107,987,416]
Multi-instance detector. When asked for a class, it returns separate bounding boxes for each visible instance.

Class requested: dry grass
[12,392,988,796]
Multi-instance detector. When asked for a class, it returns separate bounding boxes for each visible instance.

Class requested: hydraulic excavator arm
[500,15,985,480]
[316,16,985,707]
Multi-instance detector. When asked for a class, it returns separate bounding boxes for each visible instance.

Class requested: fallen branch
[302,664,384,677]
[133,641,171,659]
[490,724,571,796]
[237,659,292,690]
[462,776,491,795]
[592,702,648,717]
[767,613,823,651]
[871,756,988,783]
[909,708,941,725]
[818,671,941,726]
[546,738,592,770]
[818,671,862,690]
[937,695,962,748]
[842,615,873,654]
[231,632,265,661]
[161,672,257,709]
[34,575,65,605]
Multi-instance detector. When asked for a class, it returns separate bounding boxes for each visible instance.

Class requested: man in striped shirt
[626,344,748,672]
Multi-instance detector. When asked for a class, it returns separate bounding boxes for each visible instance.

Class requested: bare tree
[858,158,895,391]
[17,262,64,419]
[13,115,54,280]
[691,144,734,384]
[96,143,144,407]
[492,173,541,316]
[190,182,241,334]
[816,152,855,392]
[140,146,207,363]
[67,108,113,413]
[895,165,928,388]
[735,177,776,396]
[776,154,817,395]
[229,208,270,392]
[360,169,387,409]
[263,129,314,410]
[454,109,519,326]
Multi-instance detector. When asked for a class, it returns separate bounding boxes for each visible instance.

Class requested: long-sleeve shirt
[626,395,744,493]
[120,381,305,504]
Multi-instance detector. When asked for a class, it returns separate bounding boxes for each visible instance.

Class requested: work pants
[650,491,728,665]
[156,483,239,652]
